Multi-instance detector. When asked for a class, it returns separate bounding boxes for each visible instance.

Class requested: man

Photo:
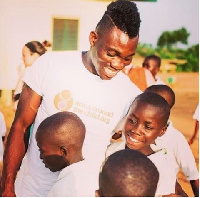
[1,0,141,196]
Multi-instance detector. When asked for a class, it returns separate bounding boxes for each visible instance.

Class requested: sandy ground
[0,72,199,196]
[160,72,199,197]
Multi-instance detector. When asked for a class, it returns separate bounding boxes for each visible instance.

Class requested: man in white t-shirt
[1,0,142,196]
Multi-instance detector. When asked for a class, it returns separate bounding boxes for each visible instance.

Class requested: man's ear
[95,190,100,197]
[89,31,98,46]
[60,146,67,157]
[158,125,167,137]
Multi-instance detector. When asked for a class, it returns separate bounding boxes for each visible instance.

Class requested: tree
[157,27,190,49]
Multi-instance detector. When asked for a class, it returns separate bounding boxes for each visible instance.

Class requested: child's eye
[145,125,153,130]
[128,118,137,125]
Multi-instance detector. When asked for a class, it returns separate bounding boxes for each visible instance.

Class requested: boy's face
[89,27,138,80]
[36,133,69,172]
[124,101,166,153]
[143,59,159,79]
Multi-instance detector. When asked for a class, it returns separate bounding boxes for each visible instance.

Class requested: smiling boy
[106,92,180,196]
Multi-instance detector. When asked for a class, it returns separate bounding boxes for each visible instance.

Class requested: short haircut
[143,55,161,68]
[132,92,170,126]
[99,149,159,197]
[145,84,175,108]
[36,111,86,151]
[96,0,141,39]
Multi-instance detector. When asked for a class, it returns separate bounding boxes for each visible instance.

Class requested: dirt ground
[0,72,199,196]
[160,72,199,197]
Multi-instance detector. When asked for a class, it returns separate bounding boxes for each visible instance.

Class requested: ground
[0,72,199,196]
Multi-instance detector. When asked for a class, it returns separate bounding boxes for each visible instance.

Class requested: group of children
[33,83,198,197]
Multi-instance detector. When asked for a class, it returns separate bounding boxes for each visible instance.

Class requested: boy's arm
[190,179,199,197]
[0,85,42,196]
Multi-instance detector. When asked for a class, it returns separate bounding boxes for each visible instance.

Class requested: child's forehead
[130,101,161,113]
[145,59,159,67]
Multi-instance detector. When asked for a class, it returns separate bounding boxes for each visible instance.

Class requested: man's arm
[0,85,42,196]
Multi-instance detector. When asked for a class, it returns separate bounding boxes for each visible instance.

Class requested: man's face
[89,27,139,80]
[36,133,69,172]
[124,101,166,154]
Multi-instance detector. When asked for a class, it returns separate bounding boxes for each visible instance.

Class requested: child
[106,92,180,196]
[36,111,99,196]
[112,85,199,196]
[145,85,199,197]
[142,55,164,84]
[96,149,159,197]
[188,104,199,145]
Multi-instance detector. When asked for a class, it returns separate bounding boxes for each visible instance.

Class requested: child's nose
[132,125,143,136]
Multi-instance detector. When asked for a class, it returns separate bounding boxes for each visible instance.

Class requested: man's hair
[143,55,161,68]
[99,149,159,197]
[36,112,86,151]
[145,84,175,108]
[133,92,170,126]
[96,0,141,38]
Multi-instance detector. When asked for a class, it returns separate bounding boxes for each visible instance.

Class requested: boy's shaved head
[145,84,175,108]
[98,149,159,197]
[36,112,86,172]
[36,111,85,150]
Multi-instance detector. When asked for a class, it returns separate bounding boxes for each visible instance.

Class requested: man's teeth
[105,68,117,76]
[130,137,140,143]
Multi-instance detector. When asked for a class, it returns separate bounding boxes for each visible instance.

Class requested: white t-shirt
[144,68,156,87]
[193,104,199,121]
[155,121,199,180]
[106,141,177,196]
[0,112,6,162]
[48,160,99,197]
[155,75,165,85]
[15,51,141,196]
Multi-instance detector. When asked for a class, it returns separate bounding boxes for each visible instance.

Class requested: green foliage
[136,27,198,72]
[157,27,190,49]
[177,44,199,72]
[136,43,199,72]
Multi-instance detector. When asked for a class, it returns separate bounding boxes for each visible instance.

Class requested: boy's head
[124,92,170,155]
[97,149,159,197]
[145,84,175,109]
[36,111,86,172]
[142,55,161,79]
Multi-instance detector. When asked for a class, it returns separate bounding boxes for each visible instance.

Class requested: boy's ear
[158,125,167,137]
[89,31,98,46]
[95,190,100,197]
[60,146,67,157]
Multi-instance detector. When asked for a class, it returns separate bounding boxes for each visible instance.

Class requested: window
[52,18,79,51]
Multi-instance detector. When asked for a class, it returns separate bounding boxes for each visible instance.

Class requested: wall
[0,0,108,89]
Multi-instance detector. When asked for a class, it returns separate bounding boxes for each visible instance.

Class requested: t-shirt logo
[54,90,73,111]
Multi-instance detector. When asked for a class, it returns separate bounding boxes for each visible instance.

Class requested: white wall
[0,0,109,89]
